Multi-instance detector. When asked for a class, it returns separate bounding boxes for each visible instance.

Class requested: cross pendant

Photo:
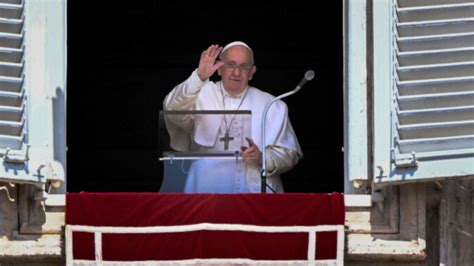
[219,131,234,150]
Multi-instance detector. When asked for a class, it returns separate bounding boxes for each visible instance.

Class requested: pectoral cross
[219,131,234,150]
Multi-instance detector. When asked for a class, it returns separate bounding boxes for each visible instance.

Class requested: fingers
[202,44,222,60]
[243,138,257,155]
[211,60,224,72]
[197,44,223,81]
[242,148,262,164]
[242,138,262,164]
[245,137,256,147]
[206,44,222,58]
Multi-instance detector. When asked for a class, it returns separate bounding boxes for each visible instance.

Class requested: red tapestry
[66,193,345,261]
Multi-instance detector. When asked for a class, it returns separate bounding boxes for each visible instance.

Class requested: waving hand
[197,44,224,81]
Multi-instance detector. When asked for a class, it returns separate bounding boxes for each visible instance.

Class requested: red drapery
[66,193,345,261]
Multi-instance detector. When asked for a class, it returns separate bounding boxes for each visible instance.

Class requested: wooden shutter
[0,0,26,159]
[0,0,66,186]
[374,0,474,186]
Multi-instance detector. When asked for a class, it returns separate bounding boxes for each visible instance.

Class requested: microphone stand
[260,71,314,193]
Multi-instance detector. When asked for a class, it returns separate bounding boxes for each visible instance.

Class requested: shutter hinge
[393,150,418,168]
[4,145,30,164]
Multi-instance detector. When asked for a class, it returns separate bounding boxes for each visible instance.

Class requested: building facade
[0,0,473,265]
[0,0,66,264]
[344,0,474,264]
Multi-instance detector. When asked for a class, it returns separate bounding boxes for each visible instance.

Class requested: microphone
[260,70,315,193]
[297,70,316,90]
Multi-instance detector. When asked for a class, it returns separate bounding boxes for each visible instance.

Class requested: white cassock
[163,70,303,193]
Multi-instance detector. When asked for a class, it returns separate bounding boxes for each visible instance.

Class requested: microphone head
[305,70,315,81]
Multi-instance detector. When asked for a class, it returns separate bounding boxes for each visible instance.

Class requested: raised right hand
[197,44,224,81]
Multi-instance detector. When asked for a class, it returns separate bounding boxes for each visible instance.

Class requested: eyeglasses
[222,61,253,72]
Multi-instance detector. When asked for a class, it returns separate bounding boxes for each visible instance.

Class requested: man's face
[218,46,256,96]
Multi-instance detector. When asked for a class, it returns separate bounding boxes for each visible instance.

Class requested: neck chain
[219,82,249,150]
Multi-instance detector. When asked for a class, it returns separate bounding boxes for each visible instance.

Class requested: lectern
[158,110,251,192]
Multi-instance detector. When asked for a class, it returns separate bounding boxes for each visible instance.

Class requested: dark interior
[66,1,343,193]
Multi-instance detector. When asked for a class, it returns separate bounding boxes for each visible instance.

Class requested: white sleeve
[163,69,207,111]
[259,99,302,177]
[162,70,208,151]
[265,145,300,177]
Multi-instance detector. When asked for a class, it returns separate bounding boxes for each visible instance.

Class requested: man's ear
[217,66,222,76]
[249,65,257,80]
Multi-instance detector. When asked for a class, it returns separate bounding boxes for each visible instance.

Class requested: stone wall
[0,182,63,265]
[345,179,474,265]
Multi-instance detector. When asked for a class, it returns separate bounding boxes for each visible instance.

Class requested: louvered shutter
[0,0,66,186]
[373,0,474,186]
[0,0,26,157]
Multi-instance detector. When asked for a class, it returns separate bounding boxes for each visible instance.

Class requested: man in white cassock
[163,41,302,193]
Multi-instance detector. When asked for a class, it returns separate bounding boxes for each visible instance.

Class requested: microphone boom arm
[260,70,314,193]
